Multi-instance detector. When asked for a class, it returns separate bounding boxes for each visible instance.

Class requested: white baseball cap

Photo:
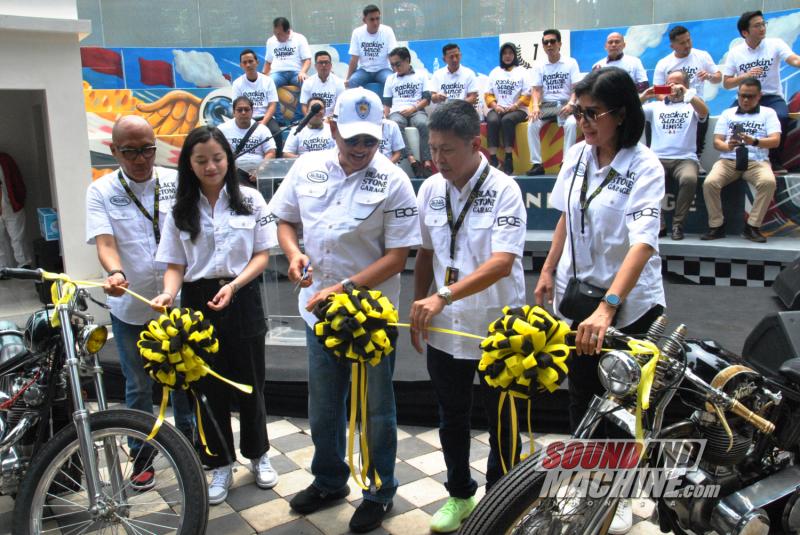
[332,87,383,140]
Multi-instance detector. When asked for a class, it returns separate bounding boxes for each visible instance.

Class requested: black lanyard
[117,170,161,244]
[578,164,618,234]
[445,163,491,261]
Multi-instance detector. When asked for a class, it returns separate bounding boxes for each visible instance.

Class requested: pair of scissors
[294,263,310,292]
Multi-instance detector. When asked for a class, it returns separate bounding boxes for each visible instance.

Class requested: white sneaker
[251,453,278,489]
[208,465,233,505]
[609,498,633,534]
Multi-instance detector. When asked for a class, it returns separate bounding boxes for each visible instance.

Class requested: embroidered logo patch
[306,171,329,183]
[356,98,371,119]
[429,196,446,210]
[110,195,131,207]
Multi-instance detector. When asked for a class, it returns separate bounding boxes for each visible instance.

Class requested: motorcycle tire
[12,408,208,535]
[460,453,615,535]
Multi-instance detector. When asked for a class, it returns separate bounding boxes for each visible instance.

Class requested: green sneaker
[430,496,477,533]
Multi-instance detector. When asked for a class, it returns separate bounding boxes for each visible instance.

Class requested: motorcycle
[0,267,208,534]
[462,316,800,535]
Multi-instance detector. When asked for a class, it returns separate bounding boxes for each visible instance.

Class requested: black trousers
[567,304,665,433]
[181,278,269,468]
[427,345,521,494]
[486,109,527,149]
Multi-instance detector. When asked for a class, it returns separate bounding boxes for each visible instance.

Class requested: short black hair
[273,17,290,31]
[574,67,645,150]
[315,50,331,62]
[542,29,561,43]
[668,25,689,41]
[737,11,764,37]
[389,46,411,62]
[499,42,519,68]
[363,4,380,17]
[428,99,480,141]
[232,96,253,109]
[442,43,460,56]
[307,96,326,109]
[239,49,257,62]
[739,76,762,92]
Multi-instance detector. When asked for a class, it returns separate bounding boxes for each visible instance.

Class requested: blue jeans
[306,327,398,503]
[348,68,393,94]
[270,70,301,89]
[111,315,194,451]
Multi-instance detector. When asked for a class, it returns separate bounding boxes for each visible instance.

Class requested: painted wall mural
[81,9,800,236]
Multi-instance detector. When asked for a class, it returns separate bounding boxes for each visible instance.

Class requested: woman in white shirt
[534,66,666,534]
[484,43,530,174]
[152,126,278,506]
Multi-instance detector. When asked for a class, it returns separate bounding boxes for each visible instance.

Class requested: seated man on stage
[641,70,708,240]
[232,49,283,156]
[346,4,397,94]
[701,78,780,243]
[593,32,649,92]
[283,98,335,158]
[526,29,580,176]
[262,17,312,89]
[218,96,276,186]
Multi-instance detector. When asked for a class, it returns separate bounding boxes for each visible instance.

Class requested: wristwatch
[436,286,453,306]
[603,293,622,308]
[752,138,760,147]
[341,278,356,293]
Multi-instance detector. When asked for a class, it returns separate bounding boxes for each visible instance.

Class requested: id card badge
[445,266,459,285]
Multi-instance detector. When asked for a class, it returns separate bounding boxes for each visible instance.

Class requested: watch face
[605,294,621,307]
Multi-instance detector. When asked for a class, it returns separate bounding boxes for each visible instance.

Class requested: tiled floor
[0,411,666,535]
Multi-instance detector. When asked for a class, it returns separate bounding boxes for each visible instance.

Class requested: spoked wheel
[13,409,208,535]
[460,454,616,535]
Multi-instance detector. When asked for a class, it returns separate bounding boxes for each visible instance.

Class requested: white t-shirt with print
[300,73,345,117]
[265,31,312,73]
[485,66,529,108]
[348,24,398,72]
[531,56,581,102]
[430,65,479,101]
[550,142,665,328]
[643,100,702,161]
[383,71,431,113]
[714,105,782,161]
[231,73,278,118]
[593,54,648,84]
[722,38,794,97]
[217,119,276,173]
[379,119,405,158]
[284,123,336,156]
[653,48,718,94]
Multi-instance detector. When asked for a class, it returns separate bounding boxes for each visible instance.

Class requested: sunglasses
[572,107,618,123]
[542,39,559,45]
[118,146,157,160]
[344,136,379,148]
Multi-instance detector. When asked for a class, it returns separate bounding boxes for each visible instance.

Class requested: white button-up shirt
[86,167,177,325]
[268,149,421,327]
[417,154,527,359]
[156,186,277,282]
[550,142,666,328]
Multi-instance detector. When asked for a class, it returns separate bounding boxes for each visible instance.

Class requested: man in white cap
[268,87,421,533]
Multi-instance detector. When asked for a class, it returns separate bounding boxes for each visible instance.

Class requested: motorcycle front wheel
[12,409,208,535]
[460,454,616,535]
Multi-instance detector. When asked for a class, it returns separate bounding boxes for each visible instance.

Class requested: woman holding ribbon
[152,125,278,506]
[534,67,665,534]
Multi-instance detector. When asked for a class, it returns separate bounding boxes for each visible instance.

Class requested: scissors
[294,263,310,292]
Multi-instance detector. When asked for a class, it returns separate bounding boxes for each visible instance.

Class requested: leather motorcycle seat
[779,358,800,385]
[0,320,26,365]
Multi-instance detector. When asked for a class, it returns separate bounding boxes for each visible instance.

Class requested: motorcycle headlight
[78,324,108,355]
[598,351,641,397]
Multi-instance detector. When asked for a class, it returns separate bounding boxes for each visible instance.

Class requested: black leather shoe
[671,225,684,240]
[658,227,667,238]
[503,154,514,174]
[741,224,767,243]
[350,500,393,533]
[489,155,499,169]
[526,163,545,176]
[289,484,349,514]
[700,226,725,240]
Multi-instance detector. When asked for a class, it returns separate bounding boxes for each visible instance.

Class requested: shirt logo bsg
[386,206,418,218]
[429,196,446,210]
[110,195,131,207]
[306,171,329,183]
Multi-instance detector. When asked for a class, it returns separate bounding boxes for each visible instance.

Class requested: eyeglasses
[343,136,379,148]
[118,146,157,160]
[737,93,758,100]
[572,107,618,123]
[316,60,331,65]
[542,39,558,45]
[234,107,252,113]
[390,61,404,68]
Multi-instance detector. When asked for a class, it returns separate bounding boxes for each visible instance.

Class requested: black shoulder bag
[557,147,622,324]
[234,122,260,188]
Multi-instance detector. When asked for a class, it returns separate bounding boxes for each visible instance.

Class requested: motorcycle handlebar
[1,267,43,281]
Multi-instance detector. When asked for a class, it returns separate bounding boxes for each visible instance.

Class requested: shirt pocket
[347,192,386,236]
[467,215,494,257]
[108,210,142,245]
[227,215,257,254]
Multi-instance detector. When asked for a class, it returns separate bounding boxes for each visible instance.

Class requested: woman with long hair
[152,126,278,506]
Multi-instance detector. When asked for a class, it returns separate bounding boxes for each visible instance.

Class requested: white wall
[0,3,96,278]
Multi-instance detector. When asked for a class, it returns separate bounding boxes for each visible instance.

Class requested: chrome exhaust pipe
[0,412,37,454]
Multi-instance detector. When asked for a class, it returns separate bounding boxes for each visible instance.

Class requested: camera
[732,123,749,171]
